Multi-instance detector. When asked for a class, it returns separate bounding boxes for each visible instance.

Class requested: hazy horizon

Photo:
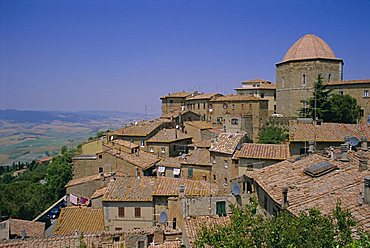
[1,0,370,113]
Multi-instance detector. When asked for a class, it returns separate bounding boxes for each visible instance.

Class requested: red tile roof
[324,79,370,86]
[147,129,192,143]
[160,92,194,99]
[233,143,290,160]
[210,94,268,102]
[184,121,212,130]
[112,119,170,137]
[103,147,159,169]
[209,133,246,155]
[182,148,211,166]
[3,219,45,238]
[186,93,222,101]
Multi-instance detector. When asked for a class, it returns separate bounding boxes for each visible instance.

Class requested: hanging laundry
[70,194,78,205]
[80,197,87,204]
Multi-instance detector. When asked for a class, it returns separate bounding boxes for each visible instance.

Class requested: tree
[259,123,288,144]
[299,74,332,120]
[326,94,361,124]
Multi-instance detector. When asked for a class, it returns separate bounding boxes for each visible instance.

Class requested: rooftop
[109,139,139,149]
[112,119,169,137]
[324,79,370,86]
[160,91,194,99]
[146,129,192,143]
[281,34,340,63]
[1,219,45,238]
[91,187,107,199]
[184,121,212,130]
[54,207,104,235]
[182,148,211,166]
[148,241,182,248]
[186,93,222,101]
[157,156,183,168]
[210,94,267,102]
[189,139,212,149]
[209,133,245,155]
[289,121,370,142]
[103,176,156,202]
[65,172,119,188]
[233,143,290,160]
[247,151,370,232]
[103,147,159,169]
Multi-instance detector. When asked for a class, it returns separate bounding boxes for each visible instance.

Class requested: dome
[283,34,336,62]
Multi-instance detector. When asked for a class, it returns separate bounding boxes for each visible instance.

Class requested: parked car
[48,207,60,219]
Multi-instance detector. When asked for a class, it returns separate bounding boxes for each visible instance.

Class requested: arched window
[282,77,285,88]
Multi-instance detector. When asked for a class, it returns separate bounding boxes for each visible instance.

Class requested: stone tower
[275,34,343,117]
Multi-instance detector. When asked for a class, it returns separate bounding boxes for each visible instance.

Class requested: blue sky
[1,0,369,114]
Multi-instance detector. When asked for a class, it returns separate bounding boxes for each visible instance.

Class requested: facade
[81,138,104,155]
[156,157,182,178]
[160,92,196,116]
[276,34,343,117]
[325,79,370,123]
[235,79,276,116]
[146,129,192,158]
[181,148,212,182]
[209,95,268,142]
[183,121,213,143]
[185,93,222,121]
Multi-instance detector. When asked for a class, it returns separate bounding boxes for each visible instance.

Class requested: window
[224,177,228,186]
[216,201,226,216]
[338,90,344,95]
[137,241,145,248]
[282,77,285,88]
[140,139,145,147]
[360,109,364,117]
[232,104,235,109]
[209,103,212,109]
[197,103,200,109]
[202,175,207,181]
[98,154,102,159]
[169,100,173,104]
[172,218,177,229]
[188,168,193,178]
[231,118,239,125]
[149,147,154,153]
[98,167,103,173]
[264,196,268,210]
[274,93,276,100]
[223,103,228,109]
[302,74,306,86]
[216,117,223,123]
[203,103,206,109]
[364,90,369,98]
[115,227,122,231]
[328,74,331,82]
[118,207,125,218]
[134,207,141,218]
[260,93,264,98]
[213,175,216,181]
[161,147,166,153]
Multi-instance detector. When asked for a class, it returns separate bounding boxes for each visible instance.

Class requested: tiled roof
[189,139,212,149]
[289,121,370,142]
[147,129,192,143]
[233,143,290,160]
[242,79,272,84]
[182,148,211,166]
[153,177,218,197]
[149,241,182,248]
[184,216,230,246]
[112,119,169,137]
[65,172,118,188]
[5,219,45,238]
[210,94,267,102]
[324,79,370,86]
[209,133,245,155]
[157,157,183,168]
[186,93,222,101]
[160,92,194,99]
[103,147,159,169]
[248,151,370,232]
[110,139,139,149]
[54,207,104,235]
[235,84,276,90]
[184,121,212,130]
[104,177,156,202]
[161,110,200,119]
[91,187,107,199]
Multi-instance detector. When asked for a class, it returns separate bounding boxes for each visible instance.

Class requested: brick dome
[283,34,336,62]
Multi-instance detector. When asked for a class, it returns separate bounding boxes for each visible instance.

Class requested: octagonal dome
[283,34,336,62]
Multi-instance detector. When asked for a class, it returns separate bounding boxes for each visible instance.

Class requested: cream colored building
[185,93,222,121]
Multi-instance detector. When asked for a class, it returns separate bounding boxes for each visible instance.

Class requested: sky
[0,0,370,114]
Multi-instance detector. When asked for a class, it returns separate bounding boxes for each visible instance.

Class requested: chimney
[364,177,370,205]
[153,226,164,245]
[359,154,368,171]
[359,192,363,207]
[179,185,185,198]
[361,137,368,151]
[281,187,288,209]
[308,141,315,154]
[340,144,350,162]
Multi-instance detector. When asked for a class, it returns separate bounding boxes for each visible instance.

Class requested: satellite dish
[159,211,168,224]
[176,125,179,129]
[348,137,359,147]
[232,183,240,196]
[110,136,114,141]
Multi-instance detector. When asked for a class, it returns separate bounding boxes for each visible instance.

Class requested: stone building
[185,93,222,121]
[181,148,212,182]
[0,219,45,240]
[276,34,343,117]
[81,138,104,155]
[183,121,213,143]
[146,129,192,158]
[325,79,370,123]
[160,92,197,116]
[209,95,268,142]
[235,79,276,116]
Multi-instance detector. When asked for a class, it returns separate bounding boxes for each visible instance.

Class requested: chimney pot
[340,144,350,162]
[361,137,368,151]
[308,141,315,154]
[281,187,288,209]
[364,177,370,204]
[359,154,368,171]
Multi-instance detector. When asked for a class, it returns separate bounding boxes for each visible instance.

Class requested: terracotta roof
[282,34,338,62]
[153,177,219,197]
[3,219,45,238]
[324,79,370,86]
[65,173,112,188]
[149,241,182,248]
[249,151,370,232]
[157,157,183,168]
[182,149,211,166]
[241,79,272,84]
[36,156,54,163]
[289,121,370,142]
[184,216,230,246]
[147,129,192,143]
[186,93,222,101]
[54,207,104,235]
[161,110,200,119]
[103,177,156,202]
[103,147,159,169]
[209,133,245,155]
[233,143,290,160]
[184,121,212,130]
[110,139,139,149]
[160,92,194,99]
[210,94,267,102]
[189,139,212,149]
[91,187,107,199]
[112,119,169,137]
[235,84,276,90]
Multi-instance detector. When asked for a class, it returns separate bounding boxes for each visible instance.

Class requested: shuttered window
[118,207,125,218]
[216,201,226,216]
